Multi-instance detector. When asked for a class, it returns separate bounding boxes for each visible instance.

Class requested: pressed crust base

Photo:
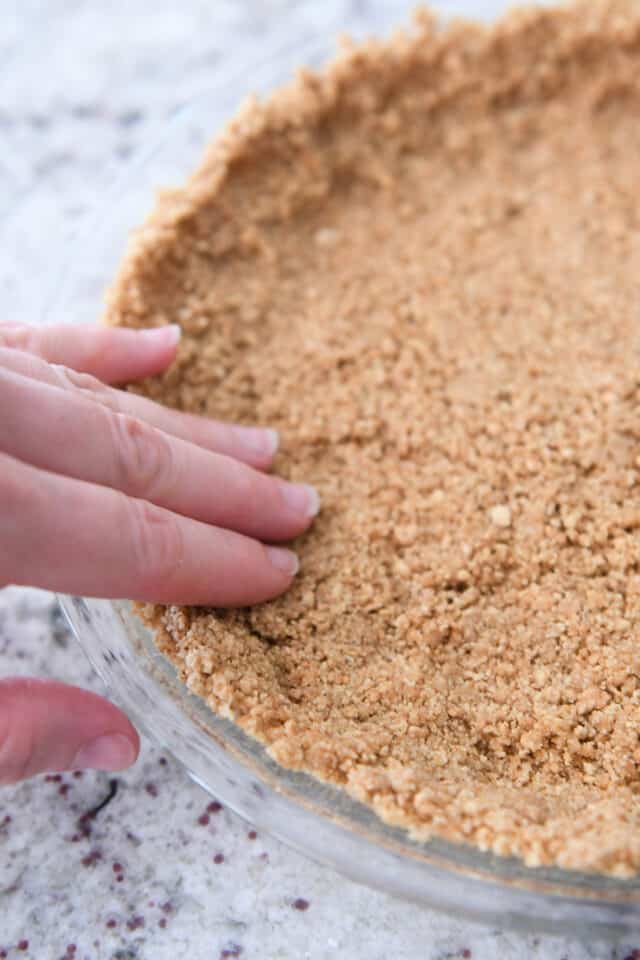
[107,1,640,875]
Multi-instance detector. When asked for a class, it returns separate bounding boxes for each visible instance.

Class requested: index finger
[0,452,299,606]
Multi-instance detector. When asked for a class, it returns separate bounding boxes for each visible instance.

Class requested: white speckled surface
[0,3,638,958]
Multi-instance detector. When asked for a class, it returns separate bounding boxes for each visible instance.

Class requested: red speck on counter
[81,849,102,867]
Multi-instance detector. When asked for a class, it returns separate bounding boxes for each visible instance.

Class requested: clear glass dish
[50,4,640,938]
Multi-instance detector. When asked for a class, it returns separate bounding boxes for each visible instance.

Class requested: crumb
[489,505,511,528]
[106,0,640,875]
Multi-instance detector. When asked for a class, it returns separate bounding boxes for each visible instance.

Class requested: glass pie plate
[49,2,640,939]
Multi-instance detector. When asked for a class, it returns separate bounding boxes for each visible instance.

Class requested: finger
[0,367,318,542]
[0,677,139,785]
[0,345,278,470]
[0,322,181,385]
[0,453,299,605]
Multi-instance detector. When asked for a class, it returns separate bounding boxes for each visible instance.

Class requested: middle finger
[0,346,278,470]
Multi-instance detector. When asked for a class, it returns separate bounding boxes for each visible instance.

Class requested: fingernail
[281,482,320,518]
[72,734,137,771]
[236,426,279,459]
[138,324,181,347]
[266,546,300,576]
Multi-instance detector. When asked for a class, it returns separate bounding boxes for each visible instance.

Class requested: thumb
[0,677,139,785]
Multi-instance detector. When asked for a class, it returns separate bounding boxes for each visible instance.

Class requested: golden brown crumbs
[106,0,640,875]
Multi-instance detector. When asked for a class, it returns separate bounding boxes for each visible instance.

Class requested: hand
[0,323,319,785]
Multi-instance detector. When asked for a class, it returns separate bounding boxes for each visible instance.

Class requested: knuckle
[112,414,174,500]
[51,364,110,398]
[127,498,186,597]
[0,324,36,354]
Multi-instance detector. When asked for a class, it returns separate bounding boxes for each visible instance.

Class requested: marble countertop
[0,2,637,958]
